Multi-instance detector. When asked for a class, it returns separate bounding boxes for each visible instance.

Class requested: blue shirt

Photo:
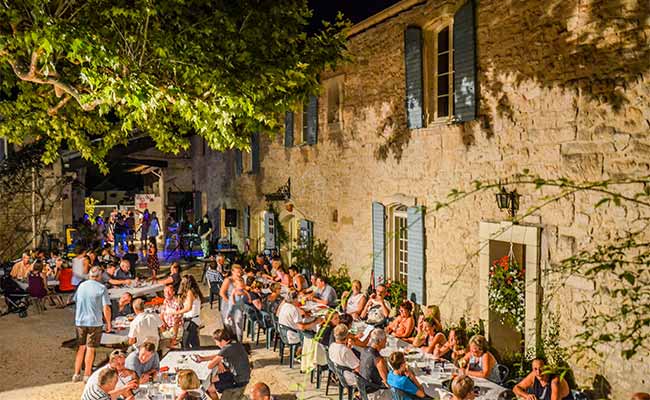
[387,371,418,395]
[74,279,110,327]
[125,351,160,377]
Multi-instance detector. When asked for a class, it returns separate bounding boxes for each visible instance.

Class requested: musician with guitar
[198,214,213,259]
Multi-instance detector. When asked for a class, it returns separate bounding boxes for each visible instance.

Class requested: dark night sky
[309,0,402,27]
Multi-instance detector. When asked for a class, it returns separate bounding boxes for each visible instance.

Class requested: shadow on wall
[478,0,650,124]
[374,0,650,159]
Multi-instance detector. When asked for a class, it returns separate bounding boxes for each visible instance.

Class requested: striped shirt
[81,384,110,400]
[205,268,224,285]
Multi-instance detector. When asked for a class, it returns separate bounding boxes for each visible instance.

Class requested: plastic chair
[207,279,221,309]
[310,343,329,389]
[325,357,356,400]
[390,387,418,400]
[259,310,276,349]
[277,324,301,368]
[243,304,259,340]
[494,363,510,384]
[355,371,388,400]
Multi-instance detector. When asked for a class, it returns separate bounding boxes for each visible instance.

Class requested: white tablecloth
[101,329,129,346]
[159,350,222,381]
[109,283,165,300]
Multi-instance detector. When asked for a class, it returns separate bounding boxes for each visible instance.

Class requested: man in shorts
[73,266,112,382]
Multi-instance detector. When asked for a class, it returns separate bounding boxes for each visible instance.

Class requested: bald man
[250,382,272,400]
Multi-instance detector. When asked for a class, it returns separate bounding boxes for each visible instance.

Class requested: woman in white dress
[173,275,204,349]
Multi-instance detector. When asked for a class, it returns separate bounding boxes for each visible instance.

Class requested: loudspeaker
[225,209,238,227]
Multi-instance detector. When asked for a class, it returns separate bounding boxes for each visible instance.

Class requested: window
[387,205,409,284]
[325,75,344,129]
[291,96,318,145]
[435,25,454,119]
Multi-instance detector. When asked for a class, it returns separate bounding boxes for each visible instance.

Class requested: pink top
[161,297,182,327]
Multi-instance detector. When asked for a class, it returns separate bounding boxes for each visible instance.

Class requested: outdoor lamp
[495,187,521,219]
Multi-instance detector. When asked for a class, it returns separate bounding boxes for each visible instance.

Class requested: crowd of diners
[9,247,650,400]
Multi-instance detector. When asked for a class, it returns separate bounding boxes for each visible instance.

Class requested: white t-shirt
[277,302,302,344]
[83,365,132,395]
[346,293,366,315]
[128,312,162,348]
[328,342,360,385]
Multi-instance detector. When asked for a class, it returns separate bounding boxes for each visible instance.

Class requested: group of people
[80,208,161,256]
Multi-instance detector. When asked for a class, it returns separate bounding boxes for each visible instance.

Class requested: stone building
[191,0,650,394]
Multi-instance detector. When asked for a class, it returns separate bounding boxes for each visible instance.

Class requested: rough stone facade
[192,0,650,394]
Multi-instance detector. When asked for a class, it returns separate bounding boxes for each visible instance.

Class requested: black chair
[243,304,260,340]
[326,358,356,400]
[309,342,329,389]
[207,279,221,309]
[277,324,301,368]
[355,372,388,400]
[390,387,419,400]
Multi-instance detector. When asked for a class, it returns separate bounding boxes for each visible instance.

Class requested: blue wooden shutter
[243,206,250,238]
[404,26,424,129]
[264,211,276,250]
[284,112,294,147]
[251,132,260,173]
[235,150,243,176]
[454,0,477,122]
[306,95,319,145]
[372,202,386,287]
[407,206,425,304]
[299,219,313,248]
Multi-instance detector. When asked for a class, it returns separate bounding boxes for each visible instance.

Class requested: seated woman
[433,329,467,364]
[462,335,500,382]
[246,281,265,310]
[342,280,367,320]
[416,305,442,334]
[175,369,212,400]
[407,317,446,354]
[387,351,427,398]
[27,262,48,302]
[513,358,573,400]
[264,282,283,315]
[385,302,415,339]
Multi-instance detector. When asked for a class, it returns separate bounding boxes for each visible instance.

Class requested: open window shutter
[454,0,477,122]
[407,206,425,304]
[306,95,319,145]
[404,26,424,129]
[372,202,386,287]
[284,112,294,147]
[235,150,243,176]
[251,132,260,173]
[299,219,313,248]
[264,211,276,250]
[243,206,250,238]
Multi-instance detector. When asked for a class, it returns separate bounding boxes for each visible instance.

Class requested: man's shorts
[76,326,103,348]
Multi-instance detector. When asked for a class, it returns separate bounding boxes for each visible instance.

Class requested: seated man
[128,298,162,349]
[102,264,132,287]
[360,329,390,400]
[115,259,133,280]
[277,291,324,345]
[194,328,251,398]
[81,367,121,400]
[115,292,134,317]
[83,349,138,399]
[387,351,427,398]
[328,324,360,386]
[311,275,338,307]
[251,382,273,400]
[360,284,391,325]
[513,358,573,400]
[10,253,32,280]
[159,284,182,346]
[125,342,159,384]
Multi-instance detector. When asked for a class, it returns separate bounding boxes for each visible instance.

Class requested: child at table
[386,351,428,398]
[228,278,251,342]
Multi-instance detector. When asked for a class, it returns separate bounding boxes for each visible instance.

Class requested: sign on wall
[135,194,157,210]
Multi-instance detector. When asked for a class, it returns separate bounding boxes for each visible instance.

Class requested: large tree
[0,0,347,170]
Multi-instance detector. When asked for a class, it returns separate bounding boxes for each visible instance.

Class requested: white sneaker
[71,374,82,382]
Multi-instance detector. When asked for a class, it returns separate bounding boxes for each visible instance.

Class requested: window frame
[386,204,409,284]
[423,18,455,124]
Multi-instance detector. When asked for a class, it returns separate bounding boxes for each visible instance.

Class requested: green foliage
[0,0,349,171]
[488,255,525,333]
[292,235,332,276]
[328,266,352,297]
[382,278,408,309]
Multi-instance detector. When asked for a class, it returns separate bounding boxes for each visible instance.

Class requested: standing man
[73,267,112,382]
[198,214,213,259]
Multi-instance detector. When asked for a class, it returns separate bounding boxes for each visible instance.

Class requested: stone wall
[192,0,650,394]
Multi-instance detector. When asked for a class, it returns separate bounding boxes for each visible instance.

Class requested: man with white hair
[328,324,360,386]
[360,328,391,400]
[128,298,162,349]
[83,350,138,399]
[73,266,112,382]
[10,253,32,279]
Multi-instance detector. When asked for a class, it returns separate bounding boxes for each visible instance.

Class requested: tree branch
[48,94,72,115]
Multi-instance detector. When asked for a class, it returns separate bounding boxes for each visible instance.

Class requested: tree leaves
[0,0,349,170]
